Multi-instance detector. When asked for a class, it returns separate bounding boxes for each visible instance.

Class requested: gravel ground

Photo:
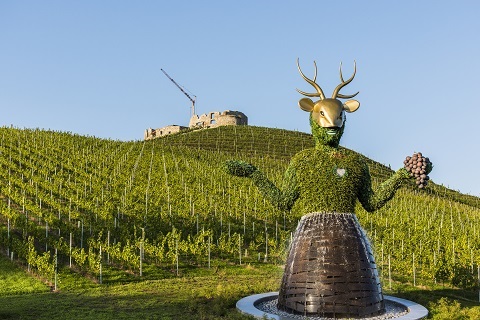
[256,298,408,320]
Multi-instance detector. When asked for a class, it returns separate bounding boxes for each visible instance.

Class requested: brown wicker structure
[277,212,385,318]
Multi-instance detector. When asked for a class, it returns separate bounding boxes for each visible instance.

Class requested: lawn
[0,254,49,296]
[0,257,280,320]
[1,254,480,319]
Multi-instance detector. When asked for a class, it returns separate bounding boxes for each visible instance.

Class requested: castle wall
[144,125,187,140]
[189,110,248,128]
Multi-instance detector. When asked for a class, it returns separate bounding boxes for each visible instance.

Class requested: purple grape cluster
[404,152,431,189]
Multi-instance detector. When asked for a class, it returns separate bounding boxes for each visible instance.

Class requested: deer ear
[343,100,360,113]
[298,98,314,112]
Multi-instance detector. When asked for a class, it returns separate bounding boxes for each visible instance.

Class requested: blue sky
[1,1,480,196]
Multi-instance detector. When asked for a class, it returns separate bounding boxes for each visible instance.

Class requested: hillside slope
[0,125,479,292]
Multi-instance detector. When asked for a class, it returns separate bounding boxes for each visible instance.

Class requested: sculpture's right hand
[224,160,257,177]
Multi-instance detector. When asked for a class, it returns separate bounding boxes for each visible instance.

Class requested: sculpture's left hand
[403,152,433,189]
[224,160,257,178]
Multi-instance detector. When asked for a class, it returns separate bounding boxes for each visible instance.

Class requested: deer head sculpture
[297,59,360,147]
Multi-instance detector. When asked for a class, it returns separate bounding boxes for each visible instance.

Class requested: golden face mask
[296,59,360,128]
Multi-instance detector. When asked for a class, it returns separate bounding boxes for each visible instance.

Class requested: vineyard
[1,125,480,318]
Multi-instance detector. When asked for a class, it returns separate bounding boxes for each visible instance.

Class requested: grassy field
[0,254,49,297]
[1,253,480,319]
[0,255,280,320]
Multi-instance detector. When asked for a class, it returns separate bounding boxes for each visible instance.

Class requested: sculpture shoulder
[343,148,368,163]
[291,147,366,162]
[289,148,369,181]
[289,148,317,166]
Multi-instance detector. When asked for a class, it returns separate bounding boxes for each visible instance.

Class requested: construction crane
[161,68,196,117]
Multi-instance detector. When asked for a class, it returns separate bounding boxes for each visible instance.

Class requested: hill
[0,125,479,318]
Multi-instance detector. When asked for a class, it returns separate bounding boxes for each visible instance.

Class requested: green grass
[384,279,480,319]
[0,254,49,296]
[0,260,281,320]
[1,250,480,319]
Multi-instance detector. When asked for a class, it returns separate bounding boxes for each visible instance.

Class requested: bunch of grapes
[404,152,432,189]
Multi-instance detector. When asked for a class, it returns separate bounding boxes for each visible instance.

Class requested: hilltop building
[189,110,248,128]
[144,110,248,140]
[144,125,188,140]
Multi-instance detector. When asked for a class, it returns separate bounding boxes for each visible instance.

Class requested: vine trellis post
[175,238,179,276]
[478,265,480,303]
[208,236,211,269]
[99,245,103,284]
[388,254,392,290]
[238,234,242,265]
[54,248,58,291]
[413,253,416,287]
[69,232,72,268]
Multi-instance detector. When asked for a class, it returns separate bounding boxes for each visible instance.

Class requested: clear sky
[1,1,480,196]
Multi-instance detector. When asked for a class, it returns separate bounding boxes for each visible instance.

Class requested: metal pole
[99,245,102,284]
[208,236,211,269]
[81,220,84,249]
[45,221,49,251]
[107,230,110,264]
[388,255,392,290]
[239,234,242,265]
[264,221,268,262]
[7,218,10,256]
[176,239,179,276]
[413,253,416,287]
[69,232,72,268]
[54,248,58,291]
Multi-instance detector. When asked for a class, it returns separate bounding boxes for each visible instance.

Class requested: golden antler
[296,58,325,100]
[332,61,359,99]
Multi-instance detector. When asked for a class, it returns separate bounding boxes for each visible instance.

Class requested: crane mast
[161,68,196,117]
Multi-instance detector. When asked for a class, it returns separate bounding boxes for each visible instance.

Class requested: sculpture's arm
[357,163,410,213]
[225,160,299,211]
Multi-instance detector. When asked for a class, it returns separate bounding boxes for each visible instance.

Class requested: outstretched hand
[224,160,257,177]
[403,152,433,189]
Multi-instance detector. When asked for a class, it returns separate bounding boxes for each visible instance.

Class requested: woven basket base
[277,212,385,317]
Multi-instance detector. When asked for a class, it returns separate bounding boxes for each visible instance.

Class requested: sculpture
[225,59,432,317]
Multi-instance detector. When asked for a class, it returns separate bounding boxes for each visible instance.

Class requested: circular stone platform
[237,292,428,320]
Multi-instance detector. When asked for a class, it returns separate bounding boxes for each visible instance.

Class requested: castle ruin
[189,110,247,128]
[144,110,248,140]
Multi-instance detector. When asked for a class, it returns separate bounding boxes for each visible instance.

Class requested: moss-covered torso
[289,146,367,213]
